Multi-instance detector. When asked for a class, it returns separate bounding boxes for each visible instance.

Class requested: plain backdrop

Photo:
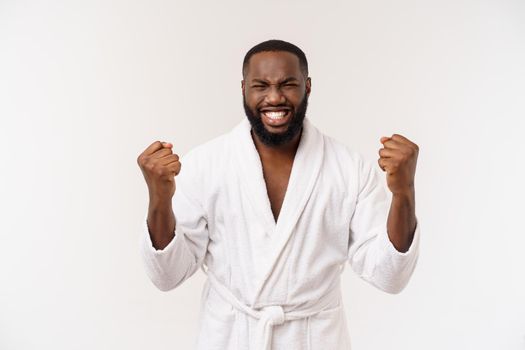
[1,0,524,349]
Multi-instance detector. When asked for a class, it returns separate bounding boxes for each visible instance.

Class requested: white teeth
[263,111,287,119]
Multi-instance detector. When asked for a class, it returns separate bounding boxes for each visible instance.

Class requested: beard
[243,94,309,147]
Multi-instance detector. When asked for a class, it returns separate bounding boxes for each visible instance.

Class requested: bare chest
[261,161,293,222]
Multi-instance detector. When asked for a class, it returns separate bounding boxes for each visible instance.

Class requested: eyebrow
[250,77,299,84]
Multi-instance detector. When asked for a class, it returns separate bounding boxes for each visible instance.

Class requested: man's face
[242,51,311,147]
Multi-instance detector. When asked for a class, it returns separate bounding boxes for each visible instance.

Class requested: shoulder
[175,131,231,203]
[322,138,383,206]
[321,132,366,169]
[179,131,231,169]
[318,130,378,192]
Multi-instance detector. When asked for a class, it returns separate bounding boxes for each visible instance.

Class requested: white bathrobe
[139,117,420,350]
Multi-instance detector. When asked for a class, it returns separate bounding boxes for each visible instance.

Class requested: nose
[265,85,286,105]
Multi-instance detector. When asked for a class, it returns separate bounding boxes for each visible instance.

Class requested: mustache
[258,105,292,112]
[242,94,309,147]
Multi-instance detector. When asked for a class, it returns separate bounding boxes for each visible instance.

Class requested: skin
[137,50,418,252]
[137,141,178,249]
[379,134,419,252]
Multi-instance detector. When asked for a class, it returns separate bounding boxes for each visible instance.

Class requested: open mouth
[260,109,292,127]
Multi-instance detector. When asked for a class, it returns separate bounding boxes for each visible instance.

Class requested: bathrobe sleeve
[347,156,420,294]
[139,153,209,292]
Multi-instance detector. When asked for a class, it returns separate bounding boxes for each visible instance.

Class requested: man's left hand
[378,134,419,195]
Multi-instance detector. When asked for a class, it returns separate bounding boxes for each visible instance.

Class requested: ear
[305,77,312,96]
[241,79,245,95]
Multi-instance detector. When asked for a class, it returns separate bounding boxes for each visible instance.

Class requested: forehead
[245,51,303,80]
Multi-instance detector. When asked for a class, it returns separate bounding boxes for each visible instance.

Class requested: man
[137,39,420,350]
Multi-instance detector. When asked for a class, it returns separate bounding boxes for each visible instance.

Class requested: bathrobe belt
[206,272,342,350]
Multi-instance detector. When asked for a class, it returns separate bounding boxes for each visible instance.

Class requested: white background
[1,0,524,349]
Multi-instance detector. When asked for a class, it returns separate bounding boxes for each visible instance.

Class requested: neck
[251,127,303,160]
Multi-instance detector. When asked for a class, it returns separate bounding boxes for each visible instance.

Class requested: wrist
[391,186,415,199]
[148,193,173,209]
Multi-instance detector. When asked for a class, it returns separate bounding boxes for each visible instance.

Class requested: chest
[261,160,293,222]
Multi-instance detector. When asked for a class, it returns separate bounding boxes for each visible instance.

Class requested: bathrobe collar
[231,117,325,296]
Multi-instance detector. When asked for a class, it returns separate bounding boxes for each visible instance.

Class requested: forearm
[387,188,417,253]
[147,196,176,250]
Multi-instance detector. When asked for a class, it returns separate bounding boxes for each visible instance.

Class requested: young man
[137,39,420,350]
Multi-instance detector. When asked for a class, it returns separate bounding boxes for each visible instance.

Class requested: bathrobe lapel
[232,119,278,234]
[232,117,325,297]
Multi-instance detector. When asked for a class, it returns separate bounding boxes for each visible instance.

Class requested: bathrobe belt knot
[259,305,285,325]
[206,271,341,350]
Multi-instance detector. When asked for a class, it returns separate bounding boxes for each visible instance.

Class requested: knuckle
[400,149,411,157]
[175,162,182,173]
[145,161,155,172]
[406,147,417,157]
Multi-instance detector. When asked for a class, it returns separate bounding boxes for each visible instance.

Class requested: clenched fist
[137,141,181,201]
[378,134,419,195]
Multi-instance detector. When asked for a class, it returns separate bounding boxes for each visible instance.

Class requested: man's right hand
[137,141,181,202]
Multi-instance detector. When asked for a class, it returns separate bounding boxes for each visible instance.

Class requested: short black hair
[242,39,308,78]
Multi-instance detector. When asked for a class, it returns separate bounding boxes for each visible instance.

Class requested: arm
[386,189,416,253]
[147,196,176,250]
[137,141,209,291]
[347,138,420,294]
[138,140,179,250]
[379,134,419,253]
